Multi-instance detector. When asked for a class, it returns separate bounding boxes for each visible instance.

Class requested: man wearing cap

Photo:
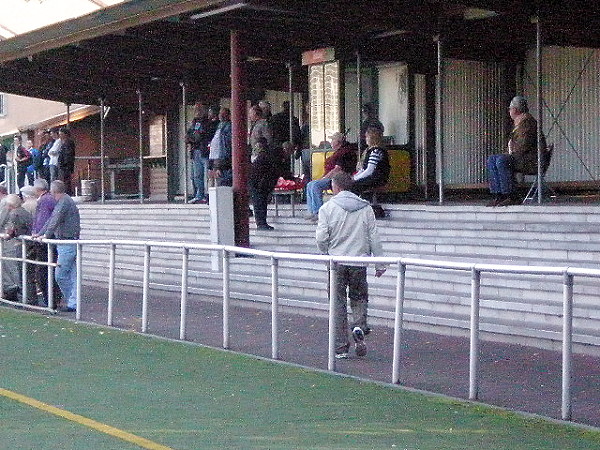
[487,95,546,206]
[305,132,357,222]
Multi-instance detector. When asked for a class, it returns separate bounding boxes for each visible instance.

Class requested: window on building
[0,94,6,117]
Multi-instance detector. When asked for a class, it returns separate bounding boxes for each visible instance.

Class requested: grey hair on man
[50,180,67,194]
[4,193,22,209]
[509,95,528,113]
[20,185,36,199]
[33,178,49,191]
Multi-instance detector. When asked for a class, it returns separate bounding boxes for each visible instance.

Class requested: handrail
[3,234,599,422]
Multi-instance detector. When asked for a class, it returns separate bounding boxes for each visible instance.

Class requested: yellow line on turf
[0,388,172,450]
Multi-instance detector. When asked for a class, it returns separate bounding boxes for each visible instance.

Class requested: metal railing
[2,235,600,422]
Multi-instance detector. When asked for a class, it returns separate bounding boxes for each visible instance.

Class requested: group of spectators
[0,127,76,195]
[0,179,80,312]
[186,99,302,230]
[185,104,232,203]
[247,100,301,230]
[305,104,389,222]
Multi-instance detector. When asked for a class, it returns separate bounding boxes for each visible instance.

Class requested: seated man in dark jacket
[305,132,357,222]
[487,95,546,206]
[351,126,390,195]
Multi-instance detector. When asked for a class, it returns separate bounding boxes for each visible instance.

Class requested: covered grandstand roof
[0,0,599,108]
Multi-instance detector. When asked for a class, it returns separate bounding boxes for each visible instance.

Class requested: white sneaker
[352,327,367,357]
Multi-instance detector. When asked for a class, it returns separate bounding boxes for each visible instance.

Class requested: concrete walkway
[50,282,600,429]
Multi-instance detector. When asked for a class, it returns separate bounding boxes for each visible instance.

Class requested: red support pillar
[231,29,249,247]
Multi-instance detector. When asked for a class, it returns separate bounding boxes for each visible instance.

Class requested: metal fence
[2,235,600,422]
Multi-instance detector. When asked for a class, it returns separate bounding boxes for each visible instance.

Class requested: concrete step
[74,202,600,355]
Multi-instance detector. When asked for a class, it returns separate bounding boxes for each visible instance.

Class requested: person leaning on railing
[30,178,61,309]
[33,180,80,313]
[0,194,34,304]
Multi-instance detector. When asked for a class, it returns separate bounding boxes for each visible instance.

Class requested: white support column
[562,272,574,421]
[469,268,481,400]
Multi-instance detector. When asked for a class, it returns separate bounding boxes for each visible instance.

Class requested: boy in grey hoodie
[316,172,386,359]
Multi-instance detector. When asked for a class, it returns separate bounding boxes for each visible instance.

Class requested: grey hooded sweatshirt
[316,190,384,267]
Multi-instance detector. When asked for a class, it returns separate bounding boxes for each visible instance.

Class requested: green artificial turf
[1,307,599,449]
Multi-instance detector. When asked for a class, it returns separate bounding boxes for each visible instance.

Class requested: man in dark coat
[486,96,546,206]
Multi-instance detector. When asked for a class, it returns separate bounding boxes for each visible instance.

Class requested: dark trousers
[351,176,385,196]
[31,241,62,307]
[250,179,277,227]
[17,169,27,189]
[334,265,368,352]
[59,169,73,195]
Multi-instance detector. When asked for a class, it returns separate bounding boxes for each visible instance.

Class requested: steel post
[327,261,337,371]
[99,97,106,203]
[137,88,144,204]
[107,243,115,326]
[271,257,279,359]
[535,15,543,204]
[180,82,189,204]
[46,242,54,310]
[75,243,82,320]
[179,247,189,340]
[222,249,230,349]
[21,238,27,304]
[436,36,445,204]
[142,244,150,333]
[562,272,574,420]
[230,29,249,247]
[392,262,406,384]
[469,268,481,400]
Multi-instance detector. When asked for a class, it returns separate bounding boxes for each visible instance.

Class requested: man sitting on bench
[304,132,357,222]
[486,95,546,207]
[351,126,390,196]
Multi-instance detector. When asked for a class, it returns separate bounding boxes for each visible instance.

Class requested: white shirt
[48,138,62,166]
[209,127,222,160]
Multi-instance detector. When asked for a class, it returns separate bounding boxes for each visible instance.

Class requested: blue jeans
[56,243,77,309]
[306,178,332,215]
[487,154,513,195]
[192,150,208,200]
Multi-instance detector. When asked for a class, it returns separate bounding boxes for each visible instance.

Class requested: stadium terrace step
[77,201,600,355]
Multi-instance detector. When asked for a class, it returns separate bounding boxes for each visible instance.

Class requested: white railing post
[469,267,481,400]
[222,249,230,349]
[562,271,574,421]
[75,242,82,320]
[107,243,116,326]
[47,242,54,310]
[180,247,189,340]
[0,239,4,299]
[142,244,150,333]
[271,256,279,360]
[327,260,337,371]
[21,238,27,304]
[392,262,406,384]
